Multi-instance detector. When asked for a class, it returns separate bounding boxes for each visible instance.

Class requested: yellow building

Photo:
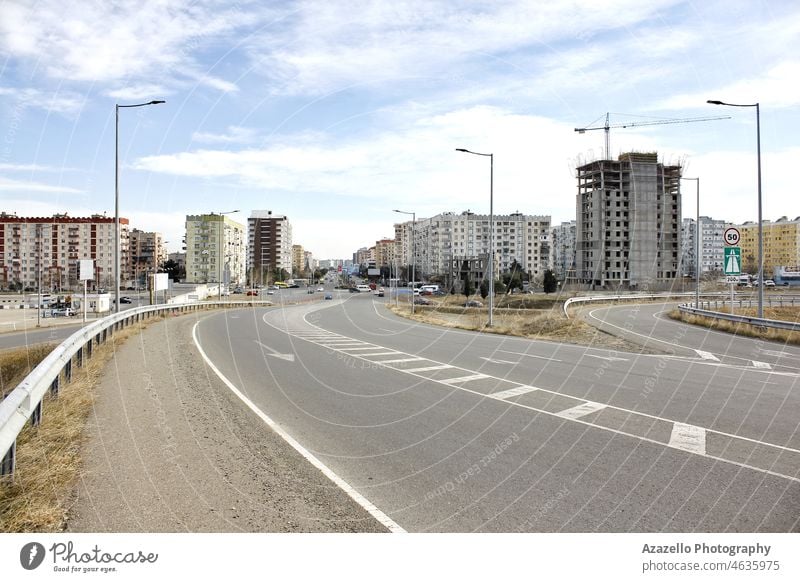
[735,217,800,276]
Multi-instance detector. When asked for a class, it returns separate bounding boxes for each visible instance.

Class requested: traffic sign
[726,275,739,284]
[724,247,741,275]
[724,227,740,246]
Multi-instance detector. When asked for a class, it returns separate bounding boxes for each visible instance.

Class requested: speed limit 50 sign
[724,227,741,246]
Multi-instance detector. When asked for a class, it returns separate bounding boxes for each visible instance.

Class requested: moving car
[764,279,776,287]
[119,296,133,304]
[317,287,324,292]
[413,297,433,305]
[374,287,385,297]
[324,293,333,300]
[356,284,371,293]
[52,307,76,317]
[246,289,259,296]
[463,300,483,307]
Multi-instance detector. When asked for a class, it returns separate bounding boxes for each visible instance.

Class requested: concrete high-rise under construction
[575,152,681,290]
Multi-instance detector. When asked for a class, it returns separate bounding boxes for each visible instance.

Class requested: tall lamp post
[115,99,165,313]
[456,148,494,326]
[393,209,416,314]
[681,177,700,309]
[707,99,763,318]
[215,210,239,301]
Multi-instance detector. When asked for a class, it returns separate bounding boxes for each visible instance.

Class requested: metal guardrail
[563,292,713,318]
[677,304,800,332]
[0,300,272,479]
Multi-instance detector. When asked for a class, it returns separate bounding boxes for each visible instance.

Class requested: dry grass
[0,344,56,399]
[0,317,163,532]
[388,301,653,352]
[668,307,800,345]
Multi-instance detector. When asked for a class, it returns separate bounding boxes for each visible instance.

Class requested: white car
[317,287,324,292]
[764,279,775,287]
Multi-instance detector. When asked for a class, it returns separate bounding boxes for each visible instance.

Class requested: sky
[1,0,798,260]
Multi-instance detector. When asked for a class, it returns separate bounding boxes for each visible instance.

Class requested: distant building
[681,216,726,278]
[185,213,246,286]
[248,211,292,280]
[735,216,800,276]
[292,244,305,275]
[0,212,127,291]
[128,229,167,288]
[552,220,576,280]
[576,152,681,290]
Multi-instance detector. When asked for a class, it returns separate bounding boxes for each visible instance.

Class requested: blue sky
[1,0,798,259]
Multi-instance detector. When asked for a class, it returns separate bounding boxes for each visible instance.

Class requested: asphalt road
[193,295,800,532]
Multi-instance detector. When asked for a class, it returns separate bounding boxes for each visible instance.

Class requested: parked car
[764,279,776,287]
[463,300,483,307]
[324,293,333,300]
[317,287,324,292]
[268,285,279,290]
[52,307,76,317]
[374,288,385,297]
[413,297,433,305]
[307,288,315,294]
[246,289,259,296]
[233,287,244,294]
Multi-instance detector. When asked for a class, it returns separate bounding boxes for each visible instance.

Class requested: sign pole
[730,281,734,315]
[83,279,87,323]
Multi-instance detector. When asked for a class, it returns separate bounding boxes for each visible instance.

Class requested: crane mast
[575,112,730,159]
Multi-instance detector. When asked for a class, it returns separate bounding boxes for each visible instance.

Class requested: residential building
[576,152,682,290]
[735,216,800,276]
[681,216,726,278]
[0,212,128,291]
[394,210,551,282]
[374,238,396,269]
[248,211,292,281]
[354,247,371,267]
[185,214,246,286]
[129,229,167,288]
[552,220,576,280]
[292,244,305,275]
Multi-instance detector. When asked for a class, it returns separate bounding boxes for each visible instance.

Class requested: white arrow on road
[254,340,295,362]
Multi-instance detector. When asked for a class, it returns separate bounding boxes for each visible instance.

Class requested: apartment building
[735,216,800,275]
[576,152,681,290]
[0,213,128,291]
[128,229,167,287]
[374,238,396,269]
[680,216,726,278]
[248,211,292,280]
[394,210,551,281]
[292,244,305,275]
[552,220,576,280]
[185,214,246,286]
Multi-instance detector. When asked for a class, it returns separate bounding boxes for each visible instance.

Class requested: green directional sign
[724,246,741,276]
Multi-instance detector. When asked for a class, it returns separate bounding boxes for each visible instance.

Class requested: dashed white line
[377,357,427,364]
[752,361,773,369]
[404,364,453,373]
[555,401,606,420]
[669,423,707,455]
[490,385,540,400]
[695,350,720,361]
[439,374,489,385]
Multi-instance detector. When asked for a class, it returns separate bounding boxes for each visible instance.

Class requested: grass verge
[0,317,163,532]
[668,307,800,345]
[1,344,57,400]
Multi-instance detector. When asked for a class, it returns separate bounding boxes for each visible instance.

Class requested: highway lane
[194,298,800,532]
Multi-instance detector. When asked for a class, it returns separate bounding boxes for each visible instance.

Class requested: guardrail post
[31,400,42,427]
[1,441,15,478]
[86,339,93,358]
[50,375,60,396]
[65,359,72,383]
[76,346,83,368]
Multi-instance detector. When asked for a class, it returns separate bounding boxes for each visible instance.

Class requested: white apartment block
[552,220,576,280]
[248,211,292,278]
[185,214,246,286]
[395,210,551,280]
[681,216,726,277]
[0,213,127,291]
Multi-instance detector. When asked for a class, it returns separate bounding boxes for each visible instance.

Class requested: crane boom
[575,112,730,159]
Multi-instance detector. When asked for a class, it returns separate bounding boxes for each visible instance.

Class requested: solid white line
[377,358,427,364]
[669,423,707,455]
[695,350,720,361]
[404,364,453,373]
[359,351,401,357]
[497,349,562,362]
[439,374,489,385]
[490,385,540,400]
[752,361,773,369]
[337,346,382,351]
[555,401,606,420]
[192,322,405,533]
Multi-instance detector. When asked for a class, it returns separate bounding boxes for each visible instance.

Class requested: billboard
[154,273,169,291]
[79,259,94,281]
[367,268,380,276]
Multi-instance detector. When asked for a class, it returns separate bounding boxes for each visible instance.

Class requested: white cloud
[0,177,83,193]
[191,126,259,144]
[0,86,86,115]
[105,84,172,101]
[0,163,79,172]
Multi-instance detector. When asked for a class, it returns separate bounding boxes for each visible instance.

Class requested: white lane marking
[263,306,800,484]
[585,354,629,362]
[752,361,773,369]
[497,349,562,362]
[254,341,296,362]
[555,401,606,420]
[480,357,519,365]
[695,350,720,361]
[404,364,453,373]
[758,349,795,358]
[360,351,402,357]
[490,385,540,400]
[193,323,405,533]
[377,357,427,364]
[669,423,707,455]
[439,374,489,385]
[338,346,382,351]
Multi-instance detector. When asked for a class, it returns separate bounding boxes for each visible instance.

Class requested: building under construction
[575,152,682,290]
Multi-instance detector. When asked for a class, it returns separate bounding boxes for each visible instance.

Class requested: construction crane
[574,112,730,160]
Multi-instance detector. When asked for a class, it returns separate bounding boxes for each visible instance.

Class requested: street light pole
[393,209,416,314]
[707,99,763,318]
[682,177,700,309]
[456,148,494,326]
[115,99,165,313]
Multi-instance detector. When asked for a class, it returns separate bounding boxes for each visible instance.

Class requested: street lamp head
[455,148,468,152]
[707,100,724,105]
[149,100,166,105]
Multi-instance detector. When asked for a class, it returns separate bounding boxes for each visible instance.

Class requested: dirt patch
[669,307,800,345]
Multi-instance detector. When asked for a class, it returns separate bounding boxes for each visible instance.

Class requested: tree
[543,269,558,294]
[160,259,185,282]
[479,279,489,299]
[494,280,506,295]
[461,260,473,298]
